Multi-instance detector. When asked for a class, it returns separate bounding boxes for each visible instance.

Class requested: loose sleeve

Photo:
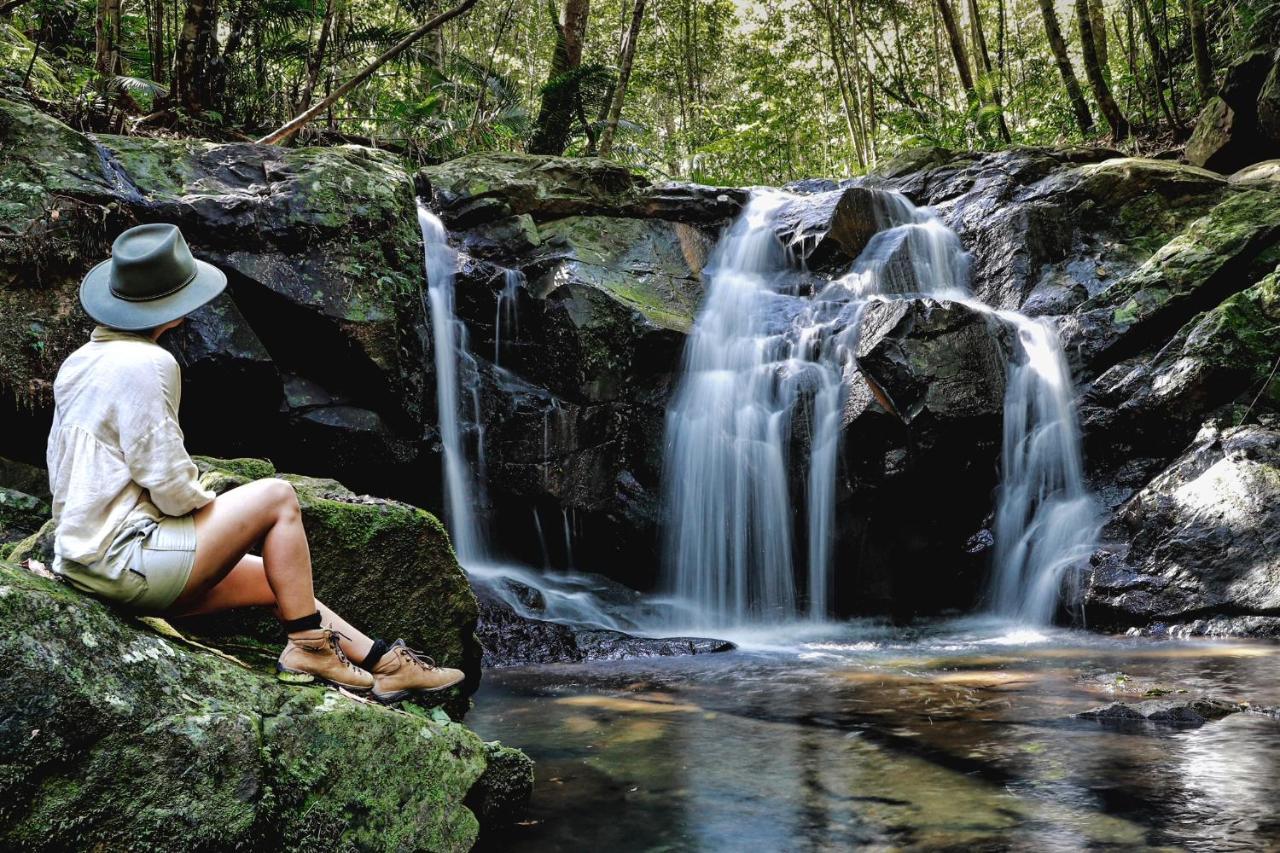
[119,354,216,517]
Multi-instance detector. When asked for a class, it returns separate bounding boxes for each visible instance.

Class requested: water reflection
[471,622,1280,852]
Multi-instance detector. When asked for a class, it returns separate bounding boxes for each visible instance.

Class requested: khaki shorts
[59,514,197,613]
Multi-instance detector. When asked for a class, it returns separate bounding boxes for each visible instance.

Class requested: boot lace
[396,642,438,671]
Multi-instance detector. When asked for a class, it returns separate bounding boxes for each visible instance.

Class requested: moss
[1184,270,1280,405]
[1086,189,1280,330]
[0,560,526,851]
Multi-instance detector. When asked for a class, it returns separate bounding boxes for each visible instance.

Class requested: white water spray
[662,188,1096,627]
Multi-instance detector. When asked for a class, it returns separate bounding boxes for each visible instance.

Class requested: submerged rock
[1077,697,1243,728]
[0,561,531,851]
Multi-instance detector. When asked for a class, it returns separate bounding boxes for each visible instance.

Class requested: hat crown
[108,223,198,302]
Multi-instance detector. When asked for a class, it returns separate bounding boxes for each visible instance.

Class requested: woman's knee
[261,477,300,519]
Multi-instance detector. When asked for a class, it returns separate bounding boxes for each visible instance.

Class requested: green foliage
[0,0,1276,182]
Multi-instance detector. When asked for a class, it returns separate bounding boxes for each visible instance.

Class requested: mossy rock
[1080,188,1280,362]
[0,486,48,549]
[421,151,643,227]
[0,560,530,851]
[186,457,482,688]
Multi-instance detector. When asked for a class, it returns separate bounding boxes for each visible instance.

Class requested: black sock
[282,611,323,635]
[360,638,391,671]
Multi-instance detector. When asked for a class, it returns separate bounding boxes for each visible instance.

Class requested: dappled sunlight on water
[471,620,1280,852]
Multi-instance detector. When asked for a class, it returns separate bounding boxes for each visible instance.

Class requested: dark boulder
[1185,48,1279,173]
[1084,423,1280,634]
[771,187,882,269]
[1077,697,1243,728]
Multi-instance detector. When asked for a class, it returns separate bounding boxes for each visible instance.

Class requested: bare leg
[171,478,316,620]
[171,553,374,662]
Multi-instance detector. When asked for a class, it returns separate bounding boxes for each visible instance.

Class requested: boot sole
[276,663,373,693]
[372,678,465,705]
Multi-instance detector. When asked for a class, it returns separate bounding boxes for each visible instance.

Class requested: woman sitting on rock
[46,223,464,703]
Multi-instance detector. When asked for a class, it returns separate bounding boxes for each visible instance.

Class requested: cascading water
[987,317,1100,623]
[661,188,1097,627]
[418,203,484,564]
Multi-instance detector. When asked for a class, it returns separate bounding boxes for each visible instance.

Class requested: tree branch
[256,0,481,145]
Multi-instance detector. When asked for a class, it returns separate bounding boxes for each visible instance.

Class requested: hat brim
[80,257,227,331]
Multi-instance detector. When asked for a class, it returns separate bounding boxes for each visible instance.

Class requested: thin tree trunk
[599,0,646,157]
[1135,0,1175,128]
[934,0,978,122]
[95,0,121,77]
[1185,0,1212,100]
[1076,0,1129,138]
[148,0,167,84]
[257,0,480,145]
[967,0,1012,142]
[1088,0,1108,69]
[527,0,591,155]
[301,0,336,109]
[1036,0,1094,134]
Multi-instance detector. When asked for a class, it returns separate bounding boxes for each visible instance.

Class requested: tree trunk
[967,0,1012,142]
[147,0,167,84]
[1076,0,1128,138]
[1185,0,1212,100]
[256,0,480,145]
[174,0,218,113]
[934,0,977,109]
[1134,0,1175,128]
[599,0,645,158]
[301,0,337,109]
[528,0,591,156]
[95,0,121,77]
[1088,0,1108,69]
[1036,0,1093,134]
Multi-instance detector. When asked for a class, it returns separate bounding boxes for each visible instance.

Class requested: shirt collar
[89,325,156,344]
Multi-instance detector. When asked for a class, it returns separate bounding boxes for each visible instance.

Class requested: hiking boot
[277,628,375,692]
[371,640,465,703]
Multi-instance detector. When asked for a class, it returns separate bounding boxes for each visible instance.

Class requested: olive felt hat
[79,223,226,331]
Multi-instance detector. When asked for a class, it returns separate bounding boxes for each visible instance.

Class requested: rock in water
[0,560,531,851]
[1077,697,1243,728]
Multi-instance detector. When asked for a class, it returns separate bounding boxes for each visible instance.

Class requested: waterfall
[987,316,1101,623]
[662,188,1096,627]
[418,203,484,564]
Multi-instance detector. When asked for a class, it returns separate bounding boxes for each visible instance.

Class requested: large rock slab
[0,560,531,852]
[0,98,429,498]
[1186,47,1279,172]
[1084,423,1280,633]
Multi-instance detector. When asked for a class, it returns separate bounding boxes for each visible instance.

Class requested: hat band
[109,267,198,303]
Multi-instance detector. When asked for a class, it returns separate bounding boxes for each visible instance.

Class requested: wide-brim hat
[80,223,226,331]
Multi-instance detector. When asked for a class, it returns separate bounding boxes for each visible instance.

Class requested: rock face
[1186,48,1280,173]
[1084,423,1280,635]
[4,95,1279,628]
[0,560,531,852]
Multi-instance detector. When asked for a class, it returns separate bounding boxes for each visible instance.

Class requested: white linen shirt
[46,326,214,575]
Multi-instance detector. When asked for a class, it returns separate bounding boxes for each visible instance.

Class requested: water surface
[471,620,1280,852]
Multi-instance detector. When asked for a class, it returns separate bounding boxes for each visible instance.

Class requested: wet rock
[0,560,530,851]
[1084,423,1280,632]
[1079,269,1280,472]
[1077,697,1243,728]
[771,187,881,269]
[474,576,734,667]
[833,299,1013,615]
